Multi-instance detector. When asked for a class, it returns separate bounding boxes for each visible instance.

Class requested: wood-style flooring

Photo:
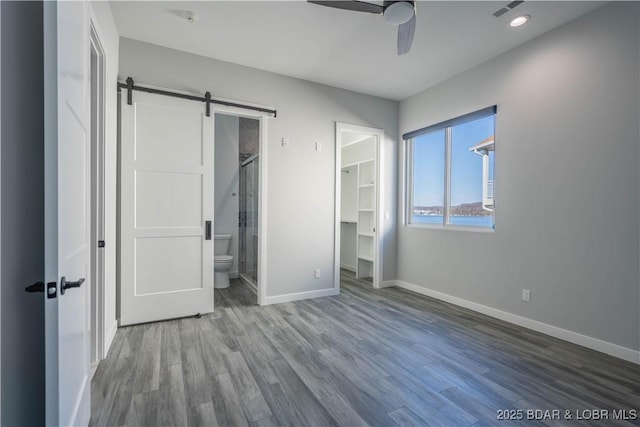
[91,271,640,426]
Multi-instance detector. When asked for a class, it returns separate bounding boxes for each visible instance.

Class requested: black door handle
[60,277,85,295]
[205,221,212,240]
[25,282,44,293]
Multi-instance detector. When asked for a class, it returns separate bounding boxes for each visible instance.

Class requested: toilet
[214,234,234,289]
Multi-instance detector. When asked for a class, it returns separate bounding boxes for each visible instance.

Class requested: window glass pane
[450,115,495,228]
[411,130,445,225]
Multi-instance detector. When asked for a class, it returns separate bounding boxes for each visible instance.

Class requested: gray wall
[215,114,240,275]
[1,2,45,424]
[119,38,398,299]
[398,2,640,352]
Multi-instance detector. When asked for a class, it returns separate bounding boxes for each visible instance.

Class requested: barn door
[120,89,214,325]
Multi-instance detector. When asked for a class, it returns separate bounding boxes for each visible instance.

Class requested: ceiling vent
[492,1,524,18]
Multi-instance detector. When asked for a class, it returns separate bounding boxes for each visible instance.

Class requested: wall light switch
[316,142,322,151]
[282,138,289,148]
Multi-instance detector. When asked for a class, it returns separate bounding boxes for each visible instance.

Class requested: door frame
[0,3,3,420]
[89,17,106,366]
[334,122,384,289]
[210,107,269,306]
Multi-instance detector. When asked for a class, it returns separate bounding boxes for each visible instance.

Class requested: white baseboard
[264,287,339,305]
[340,264,356,273]
[103,320,118,359]
[378,280,397,289]
[393,280,640,364]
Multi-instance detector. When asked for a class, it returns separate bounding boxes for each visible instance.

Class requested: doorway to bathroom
[214,114,262,301]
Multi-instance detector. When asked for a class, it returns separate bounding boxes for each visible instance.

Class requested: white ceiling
[110,1,605,101]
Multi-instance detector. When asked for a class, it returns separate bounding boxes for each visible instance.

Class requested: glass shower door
[240,155,259,284]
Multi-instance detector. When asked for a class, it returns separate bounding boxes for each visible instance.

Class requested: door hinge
[98,240,105,248]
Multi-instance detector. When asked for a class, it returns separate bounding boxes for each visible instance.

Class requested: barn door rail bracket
[117,77,277,117]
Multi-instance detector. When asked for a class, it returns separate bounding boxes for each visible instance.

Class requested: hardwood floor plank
[211,373,250,427]
[377,375,478,427]
[157,364,188,426]
[388,406,430,427]
[268,358,339,426]
[133,324,161,394]
[224,351,273,422]
[181,340,212,408]
[440,386,540,427]
[188,401,219,427]
[318,393,370,427]
[260,381,307,427]
[236,331,280,386]
[160,320,182,369]
[250,416,279,427]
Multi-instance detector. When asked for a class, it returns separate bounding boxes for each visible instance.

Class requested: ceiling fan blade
[307,1,384,14]
[397,13,415,55]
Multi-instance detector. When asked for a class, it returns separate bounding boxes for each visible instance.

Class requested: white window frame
[404,106,496,233]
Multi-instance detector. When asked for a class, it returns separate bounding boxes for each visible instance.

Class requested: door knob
[60,277,85,295]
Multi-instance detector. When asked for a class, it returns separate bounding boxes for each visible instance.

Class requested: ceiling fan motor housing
[382,1,415,25]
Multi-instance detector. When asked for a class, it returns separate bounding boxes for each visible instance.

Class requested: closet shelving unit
[356,159,375,278]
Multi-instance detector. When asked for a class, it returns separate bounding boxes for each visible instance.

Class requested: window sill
[405,223,495,233]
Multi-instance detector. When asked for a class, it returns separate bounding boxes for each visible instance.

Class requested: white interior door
[44,1,92,425]
[120,90,214,326]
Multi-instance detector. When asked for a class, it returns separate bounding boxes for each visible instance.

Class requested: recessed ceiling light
[510,14,530,27]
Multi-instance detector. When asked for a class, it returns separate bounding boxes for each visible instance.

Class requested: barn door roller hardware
[126,77,134,105]
[204,91,212,117]
[118,76,277,117]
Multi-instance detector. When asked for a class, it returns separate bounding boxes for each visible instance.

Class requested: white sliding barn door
[120,91,214,326]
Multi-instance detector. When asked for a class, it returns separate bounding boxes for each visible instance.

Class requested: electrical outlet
[314,269,320,278]
[522,289,530,302]
[282,138,289,148]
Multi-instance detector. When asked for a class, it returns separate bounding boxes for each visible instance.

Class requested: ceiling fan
[308,1,416,55]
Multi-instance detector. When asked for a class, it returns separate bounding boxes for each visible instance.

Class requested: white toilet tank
[214,234,232,256]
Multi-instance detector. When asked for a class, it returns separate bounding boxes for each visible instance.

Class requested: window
[405,106,496,229]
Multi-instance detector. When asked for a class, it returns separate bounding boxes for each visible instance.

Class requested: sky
[412,115,495,207]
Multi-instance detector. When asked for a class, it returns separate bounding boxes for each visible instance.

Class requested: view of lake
[412,214,493,228]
